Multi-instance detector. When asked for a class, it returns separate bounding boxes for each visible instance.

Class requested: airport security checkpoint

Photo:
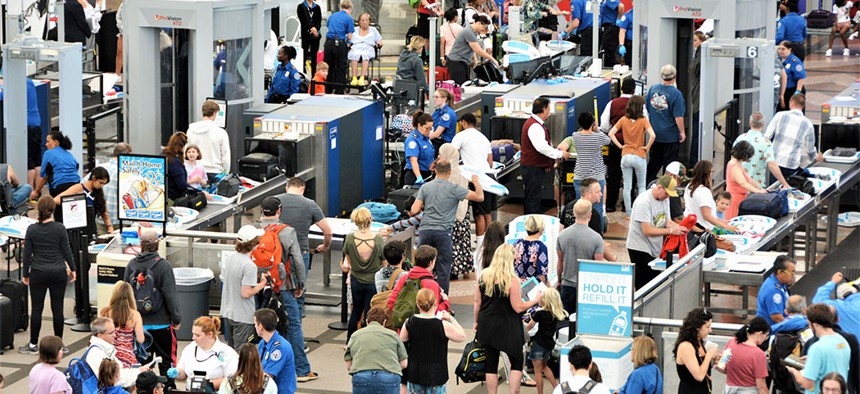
[0,0,859,392]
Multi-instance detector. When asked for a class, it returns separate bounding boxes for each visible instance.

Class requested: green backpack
[388,275,433,329]
[409,0,421,9]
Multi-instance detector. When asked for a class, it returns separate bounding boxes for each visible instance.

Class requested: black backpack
[738,192,785,219]
[561,379,598,394]
[217,174,242,197]
[769,328,811,394]
[454,340,487,383]
[788,174,816,196]
[129,258,165,315]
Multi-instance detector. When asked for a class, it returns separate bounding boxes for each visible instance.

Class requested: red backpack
[251,223,289,290]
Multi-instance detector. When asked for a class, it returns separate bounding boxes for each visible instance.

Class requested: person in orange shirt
[313,62,329,95]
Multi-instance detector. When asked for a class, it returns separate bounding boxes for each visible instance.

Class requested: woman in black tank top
[674,308,720,394]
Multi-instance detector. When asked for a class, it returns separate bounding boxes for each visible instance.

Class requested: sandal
[521,376,537,387]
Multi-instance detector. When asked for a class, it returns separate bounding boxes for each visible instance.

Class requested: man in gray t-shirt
[221,225,267,348]
[557,200,604,314]
[626,175,686,290]
[410,159,483,292]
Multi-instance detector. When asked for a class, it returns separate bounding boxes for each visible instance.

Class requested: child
[98,359,131,394]
[374,240,411,293]
[313,62,329,96]
[527,287,569,394]
[184,145,207,189]
[715,191,732,220]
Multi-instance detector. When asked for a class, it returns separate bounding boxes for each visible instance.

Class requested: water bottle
[609,311,628,336]
[717,348,732,370]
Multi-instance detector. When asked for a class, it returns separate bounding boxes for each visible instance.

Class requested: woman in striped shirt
[571,112,611,219]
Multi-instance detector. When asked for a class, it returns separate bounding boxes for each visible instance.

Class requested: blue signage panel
[576,261,635,337]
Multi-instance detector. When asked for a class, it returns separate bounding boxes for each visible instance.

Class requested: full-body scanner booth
[632,0,777,164]
[124,0,271,165]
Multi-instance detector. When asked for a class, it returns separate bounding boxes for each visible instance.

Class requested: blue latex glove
[619,45,627,57]
[167,368,179,379]
[560,31,569,39]
[414,175,425,185]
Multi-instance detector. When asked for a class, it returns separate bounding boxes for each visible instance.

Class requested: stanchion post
[327,269,349,330]
[71,231,91,332]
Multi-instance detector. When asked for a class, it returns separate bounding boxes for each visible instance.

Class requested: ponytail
[412,110,433,128]
[48,131,74,150]
[735,316,770,343]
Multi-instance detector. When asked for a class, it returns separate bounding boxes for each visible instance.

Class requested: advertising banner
[576,260,635,337]
[117,155,167,222]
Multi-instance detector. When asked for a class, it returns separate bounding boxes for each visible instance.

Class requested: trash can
[173,267,215,341]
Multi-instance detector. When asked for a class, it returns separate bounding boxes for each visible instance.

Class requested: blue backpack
[357,202,401,224]
[66,345,99,394]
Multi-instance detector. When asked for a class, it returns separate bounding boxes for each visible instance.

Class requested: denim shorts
[528,341,552,361]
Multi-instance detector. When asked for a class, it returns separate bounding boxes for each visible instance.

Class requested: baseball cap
[657,175,679,197]
[136,371,168,393]
[665,161,682,176]
[139,229,160,245]
[237,225,265,242]
[661,65,677,81]
[837,282,858,300]
[261,196,282,216]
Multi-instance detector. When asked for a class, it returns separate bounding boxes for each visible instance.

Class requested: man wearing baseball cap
[626,175,687,289]
[136,371,168,394]
[220,225,268,347]
[663,161,687,222]
[645,64,686,183]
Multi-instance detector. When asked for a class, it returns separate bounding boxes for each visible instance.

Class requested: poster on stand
[576,260,635,337]
[60,194,88,230]
[117,155,167,223]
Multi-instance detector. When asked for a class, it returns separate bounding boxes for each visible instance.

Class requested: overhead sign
[577,260,635,337]
[117,155,167,223]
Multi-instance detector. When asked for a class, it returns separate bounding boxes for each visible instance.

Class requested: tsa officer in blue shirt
[563,0,595,56]
[256,309,297,394]
[756,255,796,327]
[267,46,302,104]
[430,88,458,154]
[776,0,807,60]
[616,8,633,66]
[599,0,624,67]
[404,112,435,186]
[777,41,806,112]
[323,0,355,94]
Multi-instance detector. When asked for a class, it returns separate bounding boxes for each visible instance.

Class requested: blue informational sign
[576,261,635,337]
[117,155,167,223]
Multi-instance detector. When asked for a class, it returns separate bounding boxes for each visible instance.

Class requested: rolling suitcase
[0,295,14,353]
[388,187,420,213]
[0,278,29,331]
[238,153,279,182]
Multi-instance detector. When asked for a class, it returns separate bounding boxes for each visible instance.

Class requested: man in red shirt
[520,97,570,215]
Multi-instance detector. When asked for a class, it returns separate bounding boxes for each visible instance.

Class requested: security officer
[255,308,297,394]
[430,89,458,155]
[776,0,807,60]
[598,0,624,67]
[616,8,633,66]
[562,0,595,56]
[756,255,796,327]
[777,40,806,112]
[267,46,302,104]
[323,0,355,94]
[404,112,435,186]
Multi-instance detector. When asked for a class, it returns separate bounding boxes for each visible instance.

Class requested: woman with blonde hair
[431,89,458,149]
[400,288,466,393]
[219,343,278,394]
[100,281,145,367]
[395,36,428,94]
[527,287,568,394]
[474,244,544,394]
[619,336,663,394]
[513,215,549,284]
[342,207,385,341]
[171,316,238,390]
[438,144,474,279]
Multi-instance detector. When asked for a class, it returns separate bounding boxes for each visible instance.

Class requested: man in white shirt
[553,345,611,394]
[521,97,571,215]
[451,113,494,244]
[186,100,231,178]
[85,317,147,389]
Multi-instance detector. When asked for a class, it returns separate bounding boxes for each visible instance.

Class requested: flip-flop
[521,377,537,387]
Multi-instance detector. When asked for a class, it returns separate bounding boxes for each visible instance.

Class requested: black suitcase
[389,187,420,213]
[738,193,785,219]
[239,153,279,182]
[0,278,28,331]
[474,61,504,83]
[807,9,835,28]
[0,295,12,353]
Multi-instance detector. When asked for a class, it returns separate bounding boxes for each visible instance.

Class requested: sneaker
[296,372,319,382]
[850,31,859,40]
[825,48,833,57]
[350,76,359,86]
[18,343,38,354]
[843,48,851,56]
[358,76,366,85]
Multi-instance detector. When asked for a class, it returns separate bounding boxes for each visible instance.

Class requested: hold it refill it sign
[576,261,635,337]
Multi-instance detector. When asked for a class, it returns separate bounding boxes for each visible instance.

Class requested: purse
[173,188,207,210]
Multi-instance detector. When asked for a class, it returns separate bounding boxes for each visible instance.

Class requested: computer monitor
[510,56,552,85]
[205,97,228,129]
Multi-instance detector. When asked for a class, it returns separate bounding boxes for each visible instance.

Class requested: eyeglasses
[781,269,796,276]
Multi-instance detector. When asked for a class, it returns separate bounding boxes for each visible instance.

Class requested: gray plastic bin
[173,267,215,341]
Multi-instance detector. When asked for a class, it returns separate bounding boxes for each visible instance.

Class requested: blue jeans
[281,290,310,376]
[352,370,400,394]
[573,178,605,228]
[420,229,453,293]
[347,276,377,341]
[298,251,310,316]
[11,184,32,208]
[621,154,646,213]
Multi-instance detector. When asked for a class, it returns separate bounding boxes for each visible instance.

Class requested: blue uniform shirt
[617,9,633,41]
[259,332,297,394]
[645,84,686,143]
[776,12,807,43]
[326,10,355,39]
[0,78,41,127]
[268,61,301,101]
[756,273,790,326]
[404,131,434,171]
[569,0,593,31]
[782,54,806,89]
[599,0,620,26]
[432,105,457,142]
[41,148,81,188]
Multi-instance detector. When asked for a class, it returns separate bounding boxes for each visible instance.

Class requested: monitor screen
[206,97,228,129]
[510,56,551,84]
